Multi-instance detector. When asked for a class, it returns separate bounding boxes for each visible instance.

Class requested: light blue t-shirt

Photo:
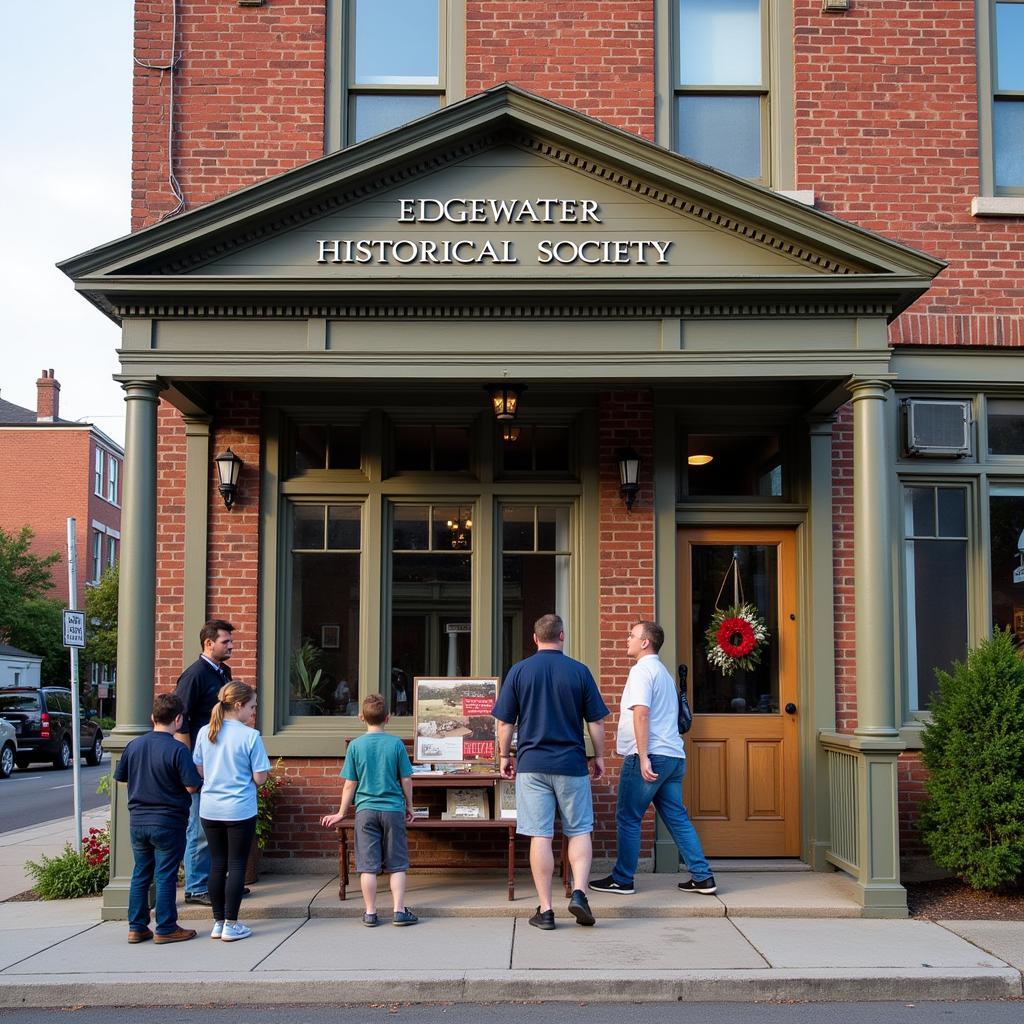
[341,732,413,813]
[193,718,271,821]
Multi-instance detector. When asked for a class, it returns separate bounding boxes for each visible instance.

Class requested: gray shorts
[353,809,409,874]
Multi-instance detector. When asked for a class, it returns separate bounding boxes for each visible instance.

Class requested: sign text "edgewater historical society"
[316,198,674,266]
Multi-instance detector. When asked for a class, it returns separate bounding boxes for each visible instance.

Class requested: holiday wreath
[705,603,769,675]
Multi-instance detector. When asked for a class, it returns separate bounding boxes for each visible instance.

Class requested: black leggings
[201,816,256,922]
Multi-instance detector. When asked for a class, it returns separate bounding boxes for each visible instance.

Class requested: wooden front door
[679,528,800,856]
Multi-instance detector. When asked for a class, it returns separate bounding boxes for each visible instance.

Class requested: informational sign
[413,676,499,764]
[316,197,674,268]
[62,610,86,649]
[445,622,472,634]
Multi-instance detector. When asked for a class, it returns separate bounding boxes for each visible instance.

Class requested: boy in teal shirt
[321,693,417,926]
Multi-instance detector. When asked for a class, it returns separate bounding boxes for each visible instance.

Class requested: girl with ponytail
[193,681,270,943]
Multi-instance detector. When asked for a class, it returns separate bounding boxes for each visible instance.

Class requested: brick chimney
[36,369,60,422]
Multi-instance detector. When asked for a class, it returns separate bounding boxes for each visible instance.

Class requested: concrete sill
[971,196,1024,217]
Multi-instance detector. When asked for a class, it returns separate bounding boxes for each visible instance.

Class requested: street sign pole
[66,518,83,852]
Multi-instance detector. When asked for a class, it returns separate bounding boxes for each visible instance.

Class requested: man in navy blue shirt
[173,618,234,905]
[114,692,202,944]
[492,613,609,930]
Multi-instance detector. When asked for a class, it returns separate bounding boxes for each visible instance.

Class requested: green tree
[0,526,66,684]
[83,564,118,671]
[919,629,1024,890]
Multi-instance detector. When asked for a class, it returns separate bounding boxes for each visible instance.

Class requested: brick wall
[132,0,326,230]
[831,405,856,733]
[465,1,655,141]
[0,427,95,611]
[593,389,656,859]
[155,401,187,689]
[793,0,1023,346]
[898,750,928,855]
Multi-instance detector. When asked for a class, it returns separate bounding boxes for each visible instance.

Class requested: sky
[0,4,133,446]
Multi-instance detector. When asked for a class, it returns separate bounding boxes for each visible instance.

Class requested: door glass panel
[690,544,779,713]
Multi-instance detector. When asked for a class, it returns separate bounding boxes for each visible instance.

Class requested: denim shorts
[353,809,409,874]
[515,771,594,838]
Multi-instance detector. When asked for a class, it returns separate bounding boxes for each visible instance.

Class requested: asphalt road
[0,757,110,833]
[0,1003,1019,1024]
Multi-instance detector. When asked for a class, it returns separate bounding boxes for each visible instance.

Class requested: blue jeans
[129,824,187,935]
[184,791,210,895]
[611,754,712,886]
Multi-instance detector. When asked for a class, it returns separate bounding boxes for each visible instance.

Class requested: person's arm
[253,769,269,786]
[173,676,193,748]
[321,779,358,828]
[586,717,605,781]
[632,705,658,781]
[497,721,516,778]
[401,775,414,823]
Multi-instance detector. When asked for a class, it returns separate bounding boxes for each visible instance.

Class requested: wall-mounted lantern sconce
[214,447,243,510]
[484,382,527,420]
[617,445,641,512]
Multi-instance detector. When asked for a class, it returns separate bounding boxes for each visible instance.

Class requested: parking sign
[63,610,86,649]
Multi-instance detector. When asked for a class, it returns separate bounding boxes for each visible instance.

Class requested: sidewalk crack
[725,916,771,968]
[248,918,311,972]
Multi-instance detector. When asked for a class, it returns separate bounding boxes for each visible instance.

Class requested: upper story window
[94,449,103,496]
[980,1,1024,195]
[658,0,794,187]
[326,0,464,152]
[107,456,119,505]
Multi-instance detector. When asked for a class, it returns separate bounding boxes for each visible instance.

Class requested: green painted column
[103,379,161,920]
[850,378,898,739]
[844,377,906,916]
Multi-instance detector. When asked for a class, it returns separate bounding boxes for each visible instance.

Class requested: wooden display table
[335,773,571,902]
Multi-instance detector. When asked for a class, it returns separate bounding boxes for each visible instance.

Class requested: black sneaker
[528,907,555,930]
[184,892,212,906]
[568,889,595,926]
[589,875,635,895]
[678,875,718,895]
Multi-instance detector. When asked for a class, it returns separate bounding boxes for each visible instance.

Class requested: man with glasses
[589,620,717,897]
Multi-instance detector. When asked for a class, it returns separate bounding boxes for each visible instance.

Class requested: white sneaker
[210,921,224,940]
[220,922,252,942]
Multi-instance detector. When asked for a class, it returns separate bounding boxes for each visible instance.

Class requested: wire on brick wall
[133,0,185,219]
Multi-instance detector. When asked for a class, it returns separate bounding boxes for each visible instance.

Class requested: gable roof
[60,84,944,322]
[0,397,37,424]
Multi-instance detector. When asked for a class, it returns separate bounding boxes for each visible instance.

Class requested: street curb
[0,969,1020,1007]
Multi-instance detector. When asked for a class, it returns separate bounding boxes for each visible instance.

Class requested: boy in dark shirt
[113,693,203,944]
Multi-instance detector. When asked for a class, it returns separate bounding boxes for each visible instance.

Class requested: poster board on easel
[412,676,500,765]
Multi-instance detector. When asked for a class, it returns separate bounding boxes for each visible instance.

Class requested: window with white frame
[327,0,460,150]
[94,448,104,496]
[106,535,117,569]
[903,485,970,711]
[106,456,119,504]
[91,530,103,583]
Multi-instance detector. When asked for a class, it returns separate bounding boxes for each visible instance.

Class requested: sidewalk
[0,818,1021,1007]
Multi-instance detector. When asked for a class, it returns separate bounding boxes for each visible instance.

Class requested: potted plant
[247,757,285,884]
[290,641,328,715]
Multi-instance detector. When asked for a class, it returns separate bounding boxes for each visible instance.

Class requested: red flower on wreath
[716,617,757,659]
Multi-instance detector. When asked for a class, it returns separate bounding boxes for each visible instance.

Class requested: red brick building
[0,371,123,615]
[65,1,1023,917]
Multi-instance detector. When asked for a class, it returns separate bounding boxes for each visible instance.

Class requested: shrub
[25,827,110,899]
[919,629,1024,890]
[256,758,285,851]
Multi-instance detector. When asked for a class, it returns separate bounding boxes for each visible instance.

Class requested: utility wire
[133,0,185,218]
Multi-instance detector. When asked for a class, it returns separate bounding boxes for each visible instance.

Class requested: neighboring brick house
[0,371,123,618]
[64,2,1023,917]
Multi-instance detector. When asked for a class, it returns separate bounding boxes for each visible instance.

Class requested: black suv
[0,688,104,770]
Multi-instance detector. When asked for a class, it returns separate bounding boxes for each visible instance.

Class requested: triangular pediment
[61,85,943,318]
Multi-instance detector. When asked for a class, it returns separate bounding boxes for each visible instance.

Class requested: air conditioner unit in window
[902,399,972,457]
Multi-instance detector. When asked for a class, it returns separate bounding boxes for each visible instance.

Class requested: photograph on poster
[497,780,517,819]
[413,676,499,764]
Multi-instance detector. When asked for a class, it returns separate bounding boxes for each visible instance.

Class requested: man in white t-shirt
[589,620,717,896]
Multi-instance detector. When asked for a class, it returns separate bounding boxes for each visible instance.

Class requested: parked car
[0,717,17,778]
[0,688,103,770]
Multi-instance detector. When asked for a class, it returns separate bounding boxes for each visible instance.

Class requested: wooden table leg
[507,826,515,902]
